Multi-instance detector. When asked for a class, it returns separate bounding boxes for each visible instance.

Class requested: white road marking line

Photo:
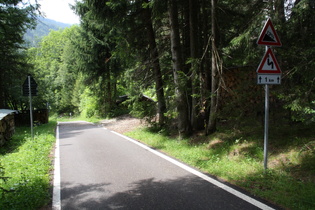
[53,121,95,210]
[52,123,61,210]
[110,130,275,210]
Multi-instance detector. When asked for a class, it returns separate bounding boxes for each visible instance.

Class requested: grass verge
[56,115,103,124]
[125,123,315,210]
[0,120,57,209]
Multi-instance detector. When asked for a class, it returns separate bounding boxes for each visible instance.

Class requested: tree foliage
[0,0,39,109]
[27,26,80,113]
[2,0,314,134]
[278,0,315,123]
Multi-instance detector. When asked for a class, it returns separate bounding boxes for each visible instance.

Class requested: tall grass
[0,120,57,209]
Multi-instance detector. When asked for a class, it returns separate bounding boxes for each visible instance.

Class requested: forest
[0,0,314,136]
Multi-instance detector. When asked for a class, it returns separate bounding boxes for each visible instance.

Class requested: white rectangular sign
[257,74,281,85]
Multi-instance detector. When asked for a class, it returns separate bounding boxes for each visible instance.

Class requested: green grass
[55,115,102,124]
[126,123,315,210]
[0,120,57,209]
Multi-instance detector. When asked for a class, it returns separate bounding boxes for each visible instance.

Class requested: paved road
[56,121,276,210]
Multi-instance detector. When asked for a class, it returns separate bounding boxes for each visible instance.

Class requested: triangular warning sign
[257,48,282,74]
[257,18,282,46]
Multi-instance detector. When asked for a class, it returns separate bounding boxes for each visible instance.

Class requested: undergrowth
[0,120,57,209]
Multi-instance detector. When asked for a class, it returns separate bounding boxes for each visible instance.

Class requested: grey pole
[28,75,34,139]
[263,44,270,171]
[264,83,269,171]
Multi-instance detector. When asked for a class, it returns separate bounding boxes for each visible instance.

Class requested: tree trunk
[104,66,112,114]
[143,1,167,126]
[189,0,199,130]
[168,0,192,136]
[200,0,212,125]
[0,71,4,109]
[206,0,219,135]
[180,0,192,128]
[274,0,285,24]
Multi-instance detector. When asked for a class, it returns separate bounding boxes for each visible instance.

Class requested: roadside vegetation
[0,121,57,209]
[126,120,315,210]
[56,114,102,124]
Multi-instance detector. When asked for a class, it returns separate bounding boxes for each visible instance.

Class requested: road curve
[55,121,276,210]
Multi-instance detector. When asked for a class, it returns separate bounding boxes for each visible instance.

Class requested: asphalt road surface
[55,121,276,210]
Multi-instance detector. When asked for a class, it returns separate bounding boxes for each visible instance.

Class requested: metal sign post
[256,18,282,171]
[28,75,34,139]
[263,84,269,170]
[23,75,37,139]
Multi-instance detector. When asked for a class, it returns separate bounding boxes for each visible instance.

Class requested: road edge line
[52,122,61,210]
[110,130,274,210]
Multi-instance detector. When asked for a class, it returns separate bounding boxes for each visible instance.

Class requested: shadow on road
[59,122,98,139]
[61,175,261,210]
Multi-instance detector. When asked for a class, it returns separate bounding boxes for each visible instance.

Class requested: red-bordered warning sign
[257,48,281,74]
[257,18,282,46]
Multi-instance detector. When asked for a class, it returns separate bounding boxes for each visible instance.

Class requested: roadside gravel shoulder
[99,115,145,134]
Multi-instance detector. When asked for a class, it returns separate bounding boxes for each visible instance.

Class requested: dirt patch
[207,139,225,149]
[99,115,145,134]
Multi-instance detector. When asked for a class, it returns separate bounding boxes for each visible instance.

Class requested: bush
[79,88,99,118]
[128,94,157,123]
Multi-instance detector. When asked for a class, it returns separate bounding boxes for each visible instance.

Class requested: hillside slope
[24,18,72,47]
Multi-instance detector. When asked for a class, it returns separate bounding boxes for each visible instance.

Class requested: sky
[38,0,80,24]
